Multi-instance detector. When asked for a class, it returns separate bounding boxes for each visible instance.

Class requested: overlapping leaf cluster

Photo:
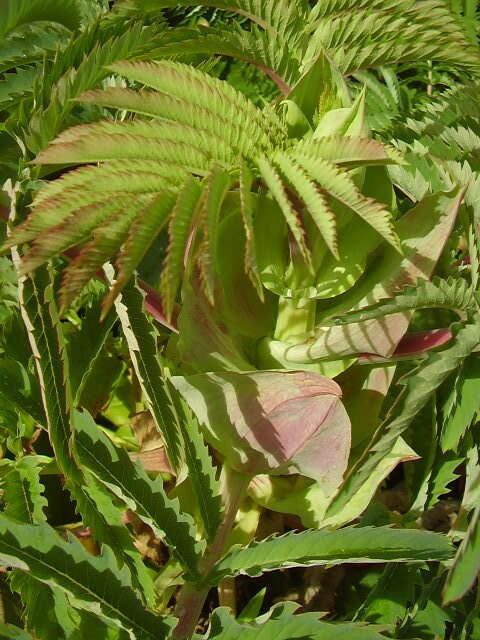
[0,1,480,639]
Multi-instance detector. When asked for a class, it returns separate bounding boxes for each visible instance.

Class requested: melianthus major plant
[0,0,480,639]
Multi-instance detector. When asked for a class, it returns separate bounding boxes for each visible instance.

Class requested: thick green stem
[274,296,316,342]
[173,466,250,640]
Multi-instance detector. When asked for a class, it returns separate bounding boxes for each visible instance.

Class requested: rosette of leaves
[2,0,479,300]
[0,53,466,374]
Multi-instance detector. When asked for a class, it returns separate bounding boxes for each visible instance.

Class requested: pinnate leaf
[73,410,203,579]
[443,507,480,604]
[326,319,480,521]
[66,281,118,402]
[441,356,480,453]
[239,159,263,299]
[0,456,48,524]
[67,477,156,609]
[330,277,474,326]
[111,273,184,471]
[257,154,312,266]
[104,192,175,312]
[210,526,453,581]
[160,177,203,320]
[13,263,81,483]
[207,604,390,639]
[273,185,465,362]
[174,398,222,543]
[0,516,174,639]
[197,167,231,304]
[291,152,400,251]
[295,135,403,168]
[274,152,338,258]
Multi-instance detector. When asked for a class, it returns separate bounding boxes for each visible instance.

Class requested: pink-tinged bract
[171,370,351,495]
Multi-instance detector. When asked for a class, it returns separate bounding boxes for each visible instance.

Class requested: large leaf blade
[326,319,480,521]
[174,397,222,543]
[211,526,453,582]
[13,260,80,482]
[443,507,480,604]
[73,410,203,579]
[110,273,183,471]
[0,516,174,639]
[208,604,390,639]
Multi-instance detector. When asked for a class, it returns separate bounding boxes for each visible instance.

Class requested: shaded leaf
[0,516,175,639]
[0,456,48,524]
[67,476,156,609]
[0,358,44,425]
[110,272,183,472]
[66,282,118,403]
[73,410,203,579]
[444,507,480,604]
[0,624,33,639]
[207,603,390,639]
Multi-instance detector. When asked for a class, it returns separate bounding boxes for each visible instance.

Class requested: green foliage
[211,526,453,581]
[0,57,450,315]
[330,276,475,325]
[0,0,83,37]
[111,274,185,471]
[325,320,480,522]
[0,624,33,639]
[0,456,48,524]
[141,0,480,88]
[66,282,118,404]
[174,399,223,543]
[207,603,391,639]
[444,507,480,604]
[1,1,480,638]
[13,262,79,481]
[73,409,204,579]
[0,516,175,639]
[441,355,480,452]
